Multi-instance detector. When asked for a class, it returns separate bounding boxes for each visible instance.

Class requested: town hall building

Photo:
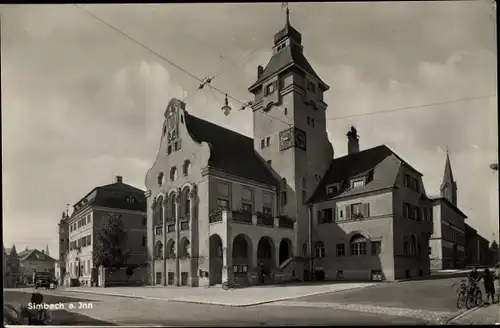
[144,9,434,286]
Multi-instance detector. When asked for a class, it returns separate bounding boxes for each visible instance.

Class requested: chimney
[115,176,123,183]
[257,65,264,78]
[347,126,360,155]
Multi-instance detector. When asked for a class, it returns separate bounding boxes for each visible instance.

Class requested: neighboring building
[61,176,147,286]
[309,132,434,281]
[145,9,433,286]
[4,245,21,287]
[465,223,490,267]
[17,248,56,283]
[429,152,468,270]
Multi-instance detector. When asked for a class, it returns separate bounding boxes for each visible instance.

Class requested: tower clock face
[294,128,307,150]
[279,128,293,151]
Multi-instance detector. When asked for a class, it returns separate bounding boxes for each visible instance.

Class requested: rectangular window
[155,227,162,235]
[336,244,345,257]
[352,179,364,188]
[404,174,410,187]
[142,236,146,246]
[217,181,230,198]
[263,192,273,216]
[371,241,382,255]
[414,206,421,221]
[403,203,410,218]
[87,235,91,246]
[351,203,362,215]
[174,141,180,151]
[307,117,311,125]
[265,82,276,95]
[260,139,265,149]
[167,145,172,155]
[241,203,252,213]
[82,237,87,247]
[412,178,419,192]
[308,82,316,94]
[266,137,270,147]
[321,208,334,223]
[311,118,315,127]
[217,198,229,209]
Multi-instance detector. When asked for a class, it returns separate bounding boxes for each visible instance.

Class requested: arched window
[350,234,367,256]
[180,239,190,258]
[183,160,191,176]
[167,240,176,259]
[170,167,177,181]
[155,196,163,225]
[155,242,163,260]
[157,172,164,186]
[170,194,176,219]
[315,241,325,258]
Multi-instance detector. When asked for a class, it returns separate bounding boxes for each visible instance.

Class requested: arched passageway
[257,236,275,273]
[279,238,293,266]
[209,234,223,285]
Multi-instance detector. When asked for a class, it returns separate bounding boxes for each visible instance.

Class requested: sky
[1,2,498,257]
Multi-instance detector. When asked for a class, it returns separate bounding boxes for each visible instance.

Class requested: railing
[256,212,274,227]
[232,209,252,224]
[209,207,225,223]
[278,215,294,229]
[208,208,294,230]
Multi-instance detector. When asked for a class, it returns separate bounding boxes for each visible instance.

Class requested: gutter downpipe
[308,204,313,281]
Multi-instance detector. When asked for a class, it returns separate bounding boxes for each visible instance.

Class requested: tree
[93,213,130,268]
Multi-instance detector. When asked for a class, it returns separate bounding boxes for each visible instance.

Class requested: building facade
[17,248,56,283]
[61,176,147,286]
[465,223,490,267]
[429,152,467,270]
[145,10,433,285]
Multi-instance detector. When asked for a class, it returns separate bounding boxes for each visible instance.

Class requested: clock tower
[248,8,333,274]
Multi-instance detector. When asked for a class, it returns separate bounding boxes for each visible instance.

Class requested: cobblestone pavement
[296,277,470,313]
[451,303,500,325]
[267,300,454,324]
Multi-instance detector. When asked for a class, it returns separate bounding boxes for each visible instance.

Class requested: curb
[445,306,483,325]
[58,283,382,307]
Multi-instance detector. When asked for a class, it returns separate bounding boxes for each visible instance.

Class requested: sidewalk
[450,303,500,325]
[54,282,380,307]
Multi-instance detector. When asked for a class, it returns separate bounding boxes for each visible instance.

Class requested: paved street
[6,289,425,326]
[5,277,490,325]
[3,290,114,325]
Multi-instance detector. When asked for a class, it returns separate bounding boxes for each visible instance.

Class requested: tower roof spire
[275,3,302,45]
[443,149,455,184]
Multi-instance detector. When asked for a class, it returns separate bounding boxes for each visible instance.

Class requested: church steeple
[440,150,458,206]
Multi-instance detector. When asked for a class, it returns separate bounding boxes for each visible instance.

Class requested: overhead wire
[74,4,494,127]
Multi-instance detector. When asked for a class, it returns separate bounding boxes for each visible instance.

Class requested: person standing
[494,262,500,302]
[483,268,496,304]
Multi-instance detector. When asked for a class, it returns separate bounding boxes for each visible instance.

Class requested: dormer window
[126,196,136,205]
[265,82,276,96]
[326,183,340,195]
[351,178,365,188]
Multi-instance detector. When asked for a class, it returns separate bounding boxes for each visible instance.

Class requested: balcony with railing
[208,207,295,230]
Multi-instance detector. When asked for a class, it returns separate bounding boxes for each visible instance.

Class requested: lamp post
[490,163,499,265]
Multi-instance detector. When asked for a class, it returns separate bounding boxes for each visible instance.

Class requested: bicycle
[222,275,248,290]
[465,279,482,309]
[454,279,468,309]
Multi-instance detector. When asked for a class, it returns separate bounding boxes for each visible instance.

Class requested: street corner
[448,303,500,325]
